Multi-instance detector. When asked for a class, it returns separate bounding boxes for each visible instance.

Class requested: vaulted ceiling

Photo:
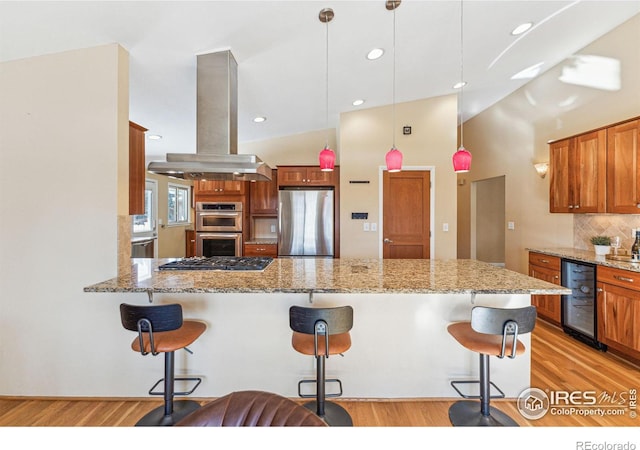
[1,1,638,161]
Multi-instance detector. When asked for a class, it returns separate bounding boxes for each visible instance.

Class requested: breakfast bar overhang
[84,258,569,399]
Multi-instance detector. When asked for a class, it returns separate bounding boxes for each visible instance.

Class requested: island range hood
[147,50,272,181]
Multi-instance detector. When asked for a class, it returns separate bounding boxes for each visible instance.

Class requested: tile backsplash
[574,215,640,251]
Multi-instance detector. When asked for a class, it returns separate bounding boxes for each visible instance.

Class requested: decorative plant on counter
[590,236,612,256]
[590,236,612,246]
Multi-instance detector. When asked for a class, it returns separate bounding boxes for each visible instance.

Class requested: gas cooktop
[158,256,274,272]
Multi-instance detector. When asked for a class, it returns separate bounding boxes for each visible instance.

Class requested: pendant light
[452,0,472,173]
[318,8,336,172]
[385,0,403,172]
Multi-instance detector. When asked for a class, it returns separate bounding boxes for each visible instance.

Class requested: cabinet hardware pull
[597,288,603,293]
[540,259,549,263]
[384,238,393,243]
[613,275,634,283]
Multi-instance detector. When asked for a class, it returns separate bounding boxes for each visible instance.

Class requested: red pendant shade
[452,146,472,173]
[319,146,336,171]
[385,147,403,172]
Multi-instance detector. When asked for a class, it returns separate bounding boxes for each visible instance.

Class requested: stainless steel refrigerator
[278,188,334,257]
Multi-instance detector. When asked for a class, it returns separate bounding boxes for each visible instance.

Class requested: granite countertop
[527,247,640,273]
[244,239,278,245]
[84,258,569,295]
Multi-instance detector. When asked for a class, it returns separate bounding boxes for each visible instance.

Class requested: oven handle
[197,233,242,239]
[197,211,242,217]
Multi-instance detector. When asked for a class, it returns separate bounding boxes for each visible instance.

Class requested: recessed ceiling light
[367,48,384,60]
[253,116,266,123]
[511,22,533,36]
[352,99,365,106]
[147,134,162,140]
[453,81,467,89]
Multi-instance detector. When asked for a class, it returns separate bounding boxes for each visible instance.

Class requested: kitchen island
[85,258,568,399]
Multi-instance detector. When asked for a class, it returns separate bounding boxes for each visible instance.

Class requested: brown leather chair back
[175,391,328,427]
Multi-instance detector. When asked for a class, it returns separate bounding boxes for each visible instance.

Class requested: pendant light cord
[392,6,397,149]
[325,17,330,149]
[459,0,464,148]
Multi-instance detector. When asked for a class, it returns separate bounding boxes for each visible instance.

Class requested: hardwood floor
[1,320,638,427]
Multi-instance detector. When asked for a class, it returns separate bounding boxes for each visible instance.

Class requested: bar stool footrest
[298,378,343,398]
[149,377,202,396]
[450,380,505,399]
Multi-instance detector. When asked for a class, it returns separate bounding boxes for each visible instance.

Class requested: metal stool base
[448,400,519,427]
[303,401,353,427]
[135,400,201,426]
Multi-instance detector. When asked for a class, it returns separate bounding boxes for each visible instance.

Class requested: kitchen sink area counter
[526,247,640,272]
[84,258,567,295]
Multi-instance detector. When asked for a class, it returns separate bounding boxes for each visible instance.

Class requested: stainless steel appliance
[158,256,273,271]
[195,202,242,232]
[131,237,156,258]
[195,202,243,257]
[147,51,272,182]
[278,188,334,257]
[561,259,606,350]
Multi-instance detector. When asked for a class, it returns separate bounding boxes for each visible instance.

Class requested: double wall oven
[195,202,242,257]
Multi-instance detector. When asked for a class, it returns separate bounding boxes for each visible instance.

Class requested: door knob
[384,238,393,243]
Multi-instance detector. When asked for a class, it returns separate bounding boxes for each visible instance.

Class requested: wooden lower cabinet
[185,230,196,257]
[597,266,640,360]
[243,243,277,257]
[528,252,562,324]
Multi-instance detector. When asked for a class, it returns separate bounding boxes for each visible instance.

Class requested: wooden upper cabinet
[129,121,147,215]
[194,179,246,196]
[249,169,278,215]
[549,138,571,212]
[606,119,640,213]
[549,130,606,213]
[277,166,338,187]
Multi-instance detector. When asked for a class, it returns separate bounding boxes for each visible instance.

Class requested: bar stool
[289,305,353,426]
[447,305,537,426]
[120,303,207,426]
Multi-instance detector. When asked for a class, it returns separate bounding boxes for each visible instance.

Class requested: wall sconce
[534,162,549,178]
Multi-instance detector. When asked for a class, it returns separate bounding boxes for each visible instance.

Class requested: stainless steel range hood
[147,51,272,181]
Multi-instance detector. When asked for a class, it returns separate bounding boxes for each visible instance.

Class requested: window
[168,183,190,225]
[132,180,157,236]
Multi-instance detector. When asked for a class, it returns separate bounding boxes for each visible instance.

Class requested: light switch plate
[508,221,515,230]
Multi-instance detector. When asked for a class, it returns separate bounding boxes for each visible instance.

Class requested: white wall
[0,44,129,395]
[339,95,458,259]
[459,14,640,274]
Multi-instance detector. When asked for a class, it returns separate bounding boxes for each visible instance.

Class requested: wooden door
[382,171,430,259]
[607,119,640,213]
[549,138,572,212]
